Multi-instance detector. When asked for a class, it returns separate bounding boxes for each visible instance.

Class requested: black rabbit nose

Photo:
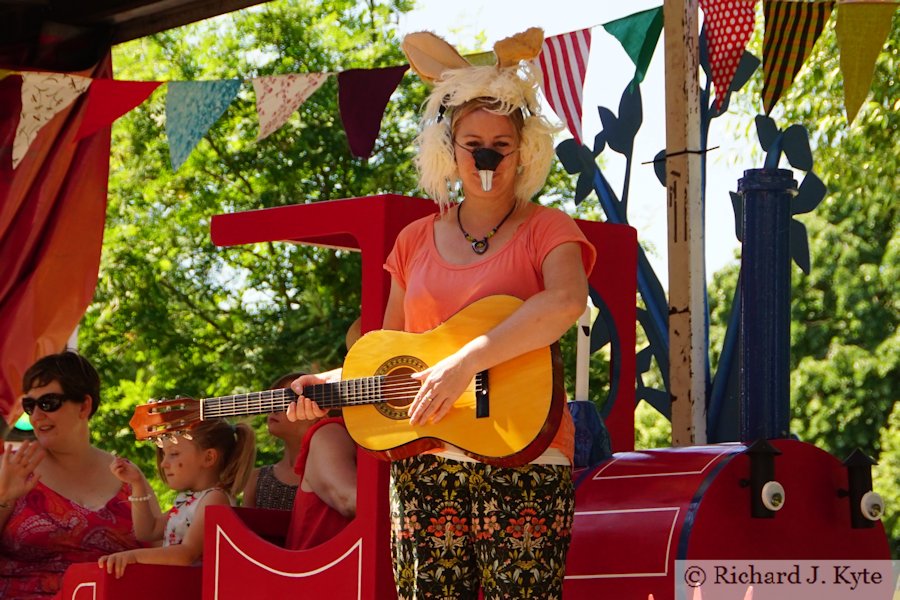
[472,147,506,171]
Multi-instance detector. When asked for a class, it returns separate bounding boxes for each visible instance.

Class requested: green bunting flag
[603,6,665,91]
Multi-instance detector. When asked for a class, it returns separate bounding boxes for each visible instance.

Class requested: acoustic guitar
[129,295,564,467]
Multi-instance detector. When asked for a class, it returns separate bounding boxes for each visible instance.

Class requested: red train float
[57,195,889,600]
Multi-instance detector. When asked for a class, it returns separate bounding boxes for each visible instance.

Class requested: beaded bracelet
[128,494,152,502]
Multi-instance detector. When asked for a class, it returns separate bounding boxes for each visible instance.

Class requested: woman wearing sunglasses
[0,351,141,598]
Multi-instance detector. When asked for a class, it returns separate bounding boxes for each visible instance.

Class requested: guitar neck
[199,375,398,420]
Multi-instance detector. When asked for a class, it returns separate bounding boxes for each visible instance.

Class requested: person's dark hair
[22,351,101,417]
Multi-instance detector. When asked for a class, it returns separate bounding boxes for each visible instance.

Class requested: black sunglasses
[21,393,77,415]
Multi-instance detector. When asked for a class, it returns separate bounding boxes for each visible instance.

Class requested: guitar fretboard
[199,372,485,420]
[201,374,408,419]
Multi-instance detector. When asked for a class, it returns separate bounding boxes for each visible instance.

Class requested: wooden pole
[663,0,707,445]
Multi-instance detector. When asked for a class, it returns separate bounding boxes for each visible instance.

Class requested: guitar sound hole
[386,366,418,409]
[374,355,427,421]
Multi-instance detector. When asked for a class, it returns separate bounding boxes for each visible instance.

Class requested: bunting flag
[13,72,91,168]
[538,28,592,144]
[252,73,329,141]
[700,0,758,109]
[603,6,665,91]
[75,79,163,141]
[165,79,241,170]
[338,65,408,158]
[762,0,833,114]
[835,1,897,124]
[5,7,897,172]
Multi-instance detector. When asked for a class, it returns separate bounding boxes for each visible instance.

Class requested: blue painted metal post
[738,168,797,442]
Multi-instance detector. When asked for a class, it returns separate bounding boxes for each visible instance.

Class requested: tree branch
[204,135,257,198]
[157,277,230,335]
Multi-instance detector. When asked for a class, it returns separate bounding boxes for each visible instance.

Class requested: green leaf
[755,114,780,152]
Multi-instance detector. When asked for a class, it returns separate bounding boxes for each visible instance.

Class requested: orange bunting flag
[700,0,759,109]
[75,79,163,141]
[252,73,329,141]
[762,0,834,114]
[835,1,897,123]
[13,72,91,168]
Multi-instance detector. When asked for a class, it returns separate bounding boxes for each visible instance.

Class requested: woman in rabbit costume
[288,28,595,599]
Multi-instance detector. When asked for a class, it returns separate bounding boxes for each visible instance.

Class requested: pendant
[471,239,489,254]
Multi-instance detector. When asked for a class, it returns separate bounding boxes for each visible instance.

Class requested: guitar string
[199,384,485,414]
[200,373,425,406]
[202,383,426,407]
[198,376,486,418]
[205,382,432,401]
[200,373,483,404]
[211,381,485,405]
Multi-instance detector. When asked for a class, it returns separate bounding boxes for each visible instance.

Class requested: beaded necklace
[456,201,516,255]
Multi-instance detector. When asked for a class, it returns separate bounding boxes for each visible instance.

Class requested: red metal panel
[204,505,363,599]
[200,443,395,599]
[577,219,638,453]
[58,563,201,600]
[210,194,438,335]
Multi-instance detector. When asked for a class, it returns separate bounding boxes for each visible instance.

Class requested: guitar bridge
[475,371,489,418]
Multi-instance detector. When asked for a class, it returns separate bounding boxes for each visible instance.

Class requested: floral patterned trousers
[389,454,574,600]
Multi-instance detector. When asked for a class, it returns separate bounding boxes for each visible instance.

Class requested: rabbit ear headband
[401,28,545,118]
[403,27,544,122]
[401,29,557,207]
[402,27,544,82]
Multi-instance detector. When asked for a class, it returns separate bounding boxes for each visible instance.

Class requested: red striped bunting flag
[538,28,592,144]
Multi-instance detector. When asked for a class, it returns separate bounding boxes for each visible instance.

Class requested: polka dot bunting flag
[700,0,758,109]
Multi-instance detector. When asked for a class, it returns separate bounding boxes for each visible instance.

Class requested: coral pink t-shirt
[384,204,596,464]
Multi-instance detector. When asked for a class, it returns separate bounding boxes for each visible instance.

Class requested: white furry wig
[411,61,559,210]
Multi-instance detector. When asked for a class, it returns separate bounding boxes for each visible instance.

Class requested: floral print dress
[0,482,140,598]
[164,488,224,547]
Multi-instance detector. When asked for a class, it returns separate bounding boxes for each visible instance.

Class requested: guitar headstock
[130,397,202,442]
